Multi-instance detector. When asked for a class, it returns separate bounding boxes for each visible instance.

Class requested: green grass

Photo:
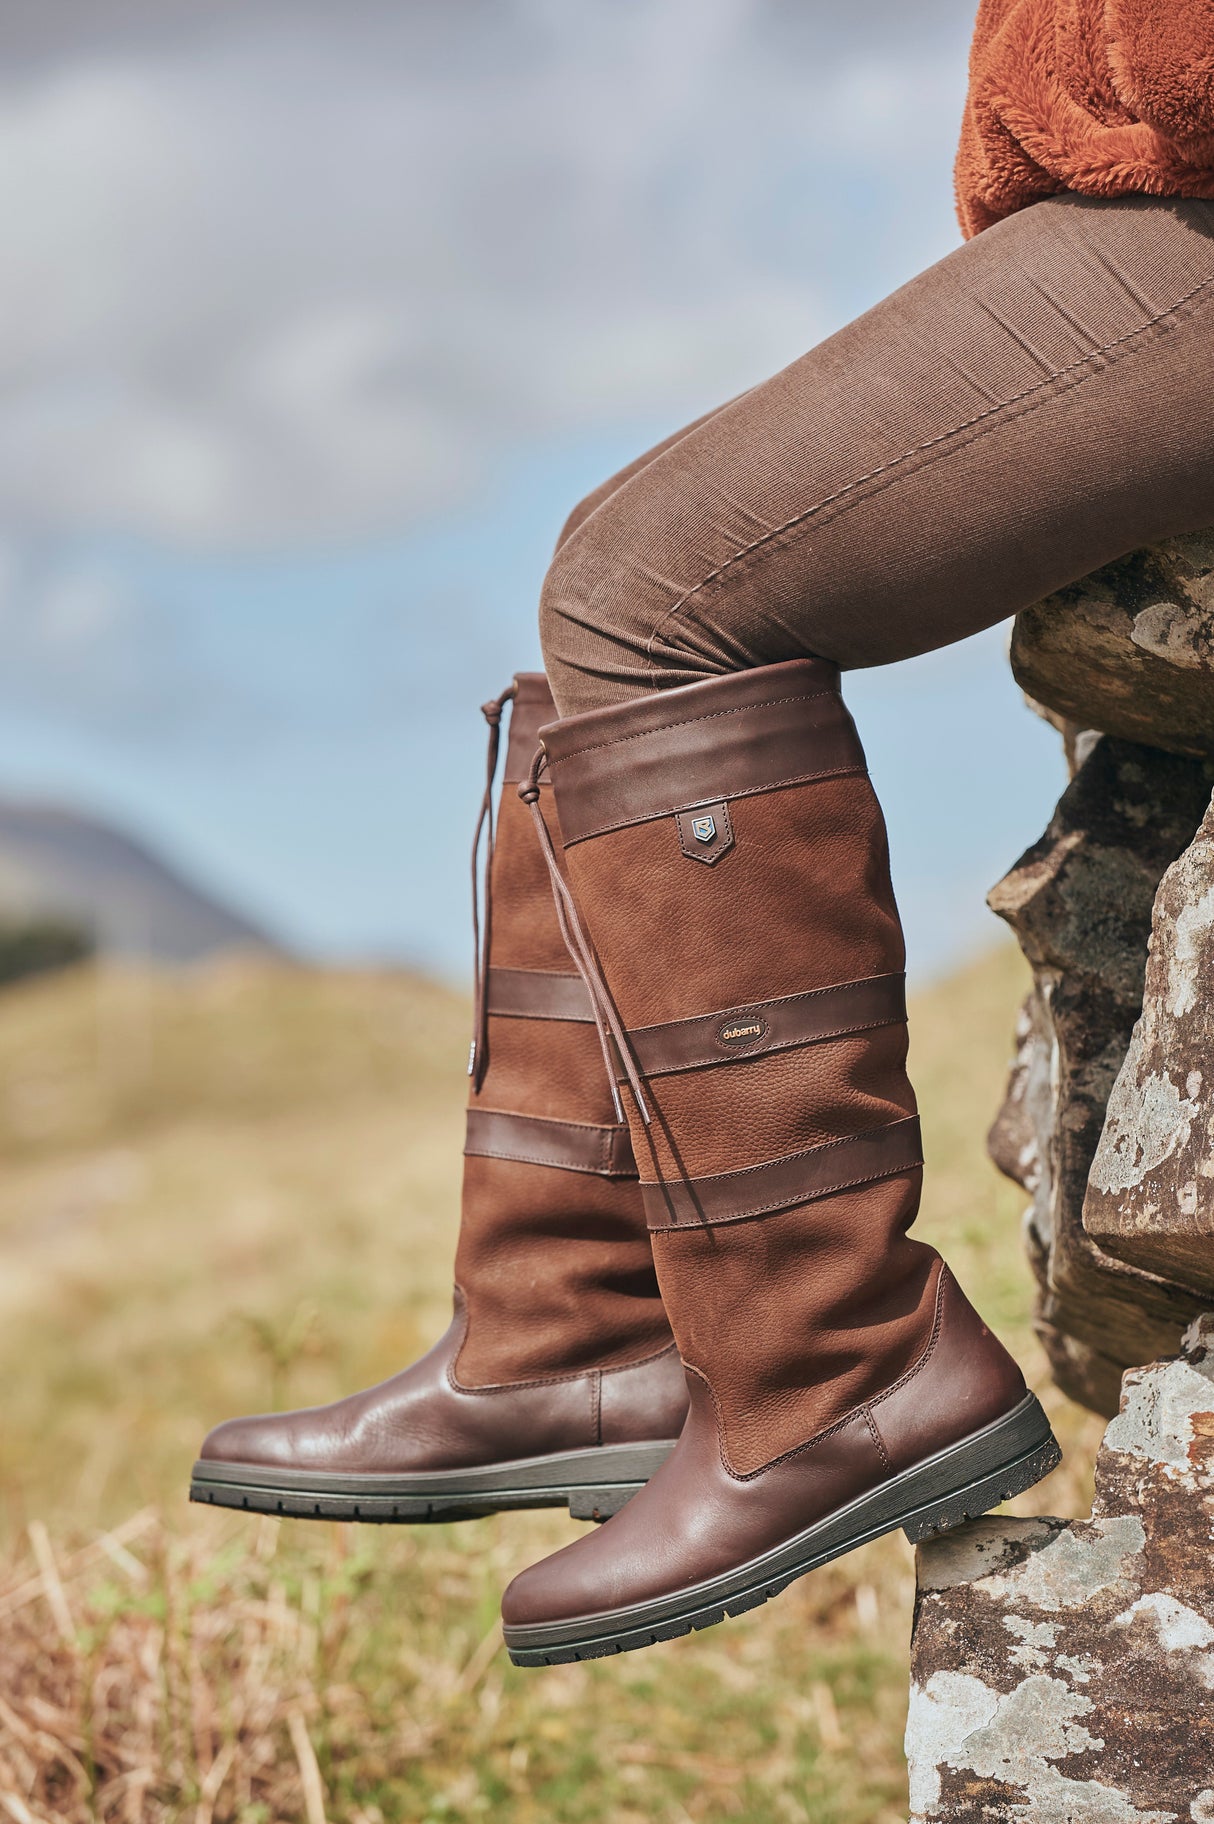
[0,950,1103,1823]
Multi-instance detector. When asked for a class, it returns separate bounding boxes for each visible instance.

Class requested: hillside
[0,800,279,961]
[0,951,1103,1824]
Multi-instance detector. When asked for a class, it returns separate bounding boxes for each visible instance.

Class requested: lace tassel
[468,682,517,1090]
[518,748,651,1128]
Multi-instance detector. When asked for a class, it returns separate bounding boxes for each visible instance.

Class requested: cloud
[0,0,974,547]
[0,0,1034,985]
[0,541,199,733]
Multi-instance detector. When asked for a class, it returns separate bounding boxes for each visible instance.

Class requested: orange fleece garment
[956,0,1214,236]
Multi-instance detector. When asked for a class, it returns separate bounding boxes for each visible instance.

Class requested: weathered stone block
[907,1317,1214,1822]
[1085,793,1214,1294]
[1011,533,1214,759]
[987,738,1210,1415]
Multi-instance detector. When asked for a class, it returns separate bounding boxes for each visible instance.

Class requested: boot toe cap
[502,1544,591,1630]
[502,1521,645,1630]
[197,1410,299,1469]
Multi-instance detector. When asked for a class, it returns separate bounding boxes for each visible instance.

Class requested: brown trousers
[540,193,1214,717]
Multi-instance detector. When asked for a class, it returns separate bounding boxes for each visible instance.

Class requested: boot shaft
[538,660,940,1469]
[457,673,669,1386]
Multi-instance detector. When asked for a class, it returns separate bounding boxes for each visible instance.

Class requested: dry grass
[0,951,1104,1823]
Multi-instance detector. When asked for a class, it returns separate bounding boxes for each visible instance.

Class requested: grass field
[0,950,1104,1823]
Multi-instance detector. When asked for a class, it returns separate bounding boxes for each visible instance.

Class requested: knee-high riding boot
[190,674,686,1525]
[502,659,1058,1661]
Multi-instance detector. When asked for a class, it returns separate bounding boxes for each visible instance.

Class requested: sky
[0,0,1063,981]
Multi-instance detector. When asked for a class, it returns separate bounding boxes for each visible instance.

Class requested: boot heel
[568,1485,641,1522]
[901,1431,1062,1545]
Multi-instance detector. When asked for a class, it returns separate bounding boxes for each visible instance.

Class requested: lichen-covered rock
[906,1316,1214,1822]
[1085,794,1214,1295]
[1011,533,1214,759]
[987,738,1211,1415]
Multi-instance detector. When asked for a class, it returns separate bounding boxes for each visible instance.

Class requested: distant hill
[0,800,281,963]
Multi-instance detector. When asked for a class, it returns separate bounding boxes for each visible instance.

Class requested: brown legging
[539,192,1214,718]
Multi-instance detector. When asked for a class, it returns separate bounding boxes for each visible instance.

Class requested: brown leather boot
[190,673,686,1525]
[501,659,1059,1662]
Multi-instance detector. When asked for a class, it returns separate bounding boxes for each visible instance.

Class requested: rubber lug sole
[188,1438,673,1526]
[504,1393,1060,1666]
[900,1434,1061,1544]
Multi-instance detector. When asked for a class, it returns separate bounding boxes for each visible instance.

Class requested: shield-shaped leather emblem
[676,802,734,866]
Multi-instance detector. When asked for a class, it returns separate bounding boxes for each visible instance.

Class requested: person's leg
[540,192,1214,715]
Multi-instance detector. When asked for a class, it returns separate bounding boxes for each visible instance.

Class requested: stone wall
[906,1319,1214,1822]
[907,532,1214,1819]
[987,737,1210,1415]
[1010,533,1214,760]
[984,533,1214,1414]
[1085,796,1214,1296]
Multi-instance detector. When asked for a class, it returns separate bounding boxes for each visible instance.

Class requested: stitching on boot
[660,1123,912,1186]
[867,1260,949,1414]
[685,1260,949,1481]
[547,689,839,765]
[684,1360,876,1484]
[863,1404,890,1472]
[598,1339,680,1377]
[647,1156,923,1232]
[449,1286,677,1395]
[631,973,904,1037]
[631,1016,899,1082]
[465,1109,635,1177]
[563,765,867,846]
[447,1352,598,1397]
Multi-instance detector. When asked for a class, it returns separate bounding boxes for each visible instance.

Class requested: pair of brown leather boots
[192,661,1059,1667]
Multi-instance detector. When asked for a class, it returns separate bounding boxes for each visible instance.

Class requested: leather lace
[518,746,651,1128]
[468,681,517,1090]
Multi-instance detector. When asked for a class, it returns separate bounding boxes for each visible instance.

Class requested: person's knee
[537,536,597,714]
[541,503,747,714]
[553,488,600,553]
[539,513,664,715]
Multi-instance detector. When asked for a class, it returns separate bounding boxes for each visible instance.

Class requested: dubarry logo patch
[717,1015,767,1047]
[690,814,717,844]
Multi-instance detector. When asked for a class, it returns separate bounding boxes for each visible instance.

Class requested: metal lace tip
[467,1039,477,1078]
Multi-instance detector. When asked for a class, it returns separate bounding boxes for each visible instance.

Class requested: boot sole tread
[188,1439,675,1525]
